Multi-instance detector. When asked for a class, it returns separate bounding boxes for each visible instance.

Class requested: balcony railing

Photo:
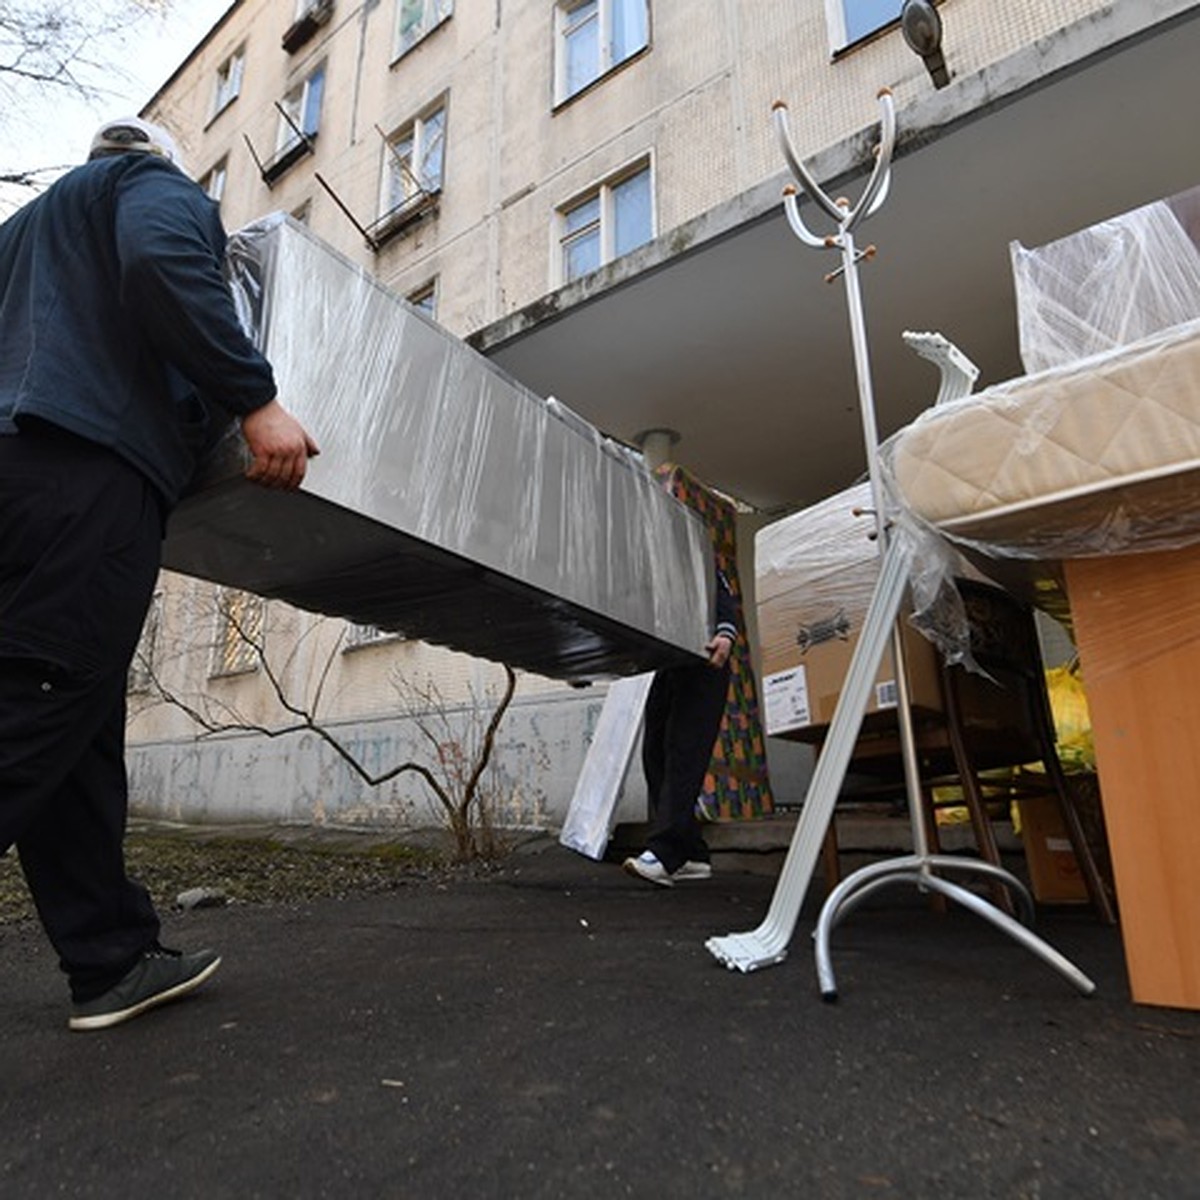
[259,132,317,186]
[364,187,440,251]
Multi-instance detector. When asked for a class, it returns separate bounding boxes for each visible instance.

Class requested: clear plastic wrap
[163,213,713,681]
[1012,192,1200,374]
[876,186,1200,666]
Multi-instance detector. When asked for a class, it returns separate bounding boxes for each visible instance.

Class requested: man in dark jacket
[0,117,318,1030]
[624,569,738,886]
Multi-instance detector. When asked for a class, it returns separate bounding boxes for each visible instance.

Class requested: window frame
[393,0,453,62]
[377,99,447,213]
[557,157,654,286]
[277,61,327,153]
[199,157,228,206]
[553,0,650,106]
[210,45,245,121]
[824,0,916,55]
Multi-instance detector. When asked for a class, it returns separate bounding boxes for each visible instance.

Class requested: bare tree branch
[137,591,521,862]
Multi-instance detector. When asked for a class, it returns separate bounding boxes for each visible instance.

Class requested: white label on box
[763,666,811,735]
[875,679,898,709]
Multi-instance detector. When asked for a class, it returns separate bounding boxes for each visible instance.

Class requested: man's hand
[705,633,734,669]
[240,399,319,490]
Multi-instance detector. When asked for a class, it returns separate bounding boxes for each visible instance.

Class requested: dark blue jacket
[0,153,276,504]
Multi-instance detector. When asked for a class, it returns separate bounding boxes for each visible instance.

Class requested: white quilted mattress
[883,318,1200,558]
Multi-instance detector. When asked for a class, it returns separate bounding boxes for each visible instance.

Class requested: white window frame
[379,100,446,218]
[557,157,654,285]
[211,46,245,119]
[393,0,453,60]
[277,62,327,151]
[554,0,649,105]
[199,157,227,205]
[824,0,904,53]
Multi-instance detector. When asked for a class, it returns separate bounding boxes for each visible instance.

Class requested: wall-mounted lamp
[900,0,950,89]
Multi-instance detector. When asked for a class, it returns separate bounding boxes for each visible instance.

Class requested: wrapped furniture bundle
[161,215,713,682]
[882,184,1200,562]
[879,184,1200,1009]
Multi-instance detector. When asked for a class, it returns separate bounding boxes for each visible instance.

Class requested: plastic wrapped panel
[163,215,713,681]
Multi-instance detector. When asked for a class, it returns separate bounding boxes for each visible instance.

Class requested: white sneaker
[623,851,673,888]
[673,860,713,881]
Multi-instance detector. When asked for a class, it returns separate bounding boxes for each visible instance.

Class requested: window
[381,102,445,212]
[210,589,264,678]
[199,157,227,205]
[559,161,653,284]
[826,0,904,51]
[278,63,326,151]
[555,0,649,103]
[395,0,452,59]
[211,47,245,118]
[260,63,326,184]
[407,280,438,317]
[367,103,445,248]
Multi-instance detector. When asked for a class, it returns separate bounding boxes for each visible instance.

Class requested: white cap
[88,117,184,170]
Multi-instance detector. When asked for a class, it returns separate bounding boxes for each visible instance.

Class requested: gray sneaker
[69,945,221,1032]
[673,860,713,881]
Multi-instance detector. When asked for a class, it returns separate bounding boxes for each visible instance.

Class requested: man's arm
[112,158,318,490]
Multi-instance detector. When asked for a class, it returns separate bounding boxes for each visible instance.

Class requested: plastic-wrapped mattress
[161,214,713,682]
[883,317,1200,559]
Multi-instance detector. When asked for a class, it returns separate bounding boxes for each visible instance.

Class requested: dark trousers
[642,659,730,873]
[0,424,163,999]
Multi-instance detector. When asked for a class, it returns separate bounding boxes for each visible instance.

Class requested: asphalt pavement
[2,838,1197,1199]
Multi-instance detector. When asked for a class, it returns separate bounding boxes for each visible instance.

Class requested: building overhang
[471,4,1200,514]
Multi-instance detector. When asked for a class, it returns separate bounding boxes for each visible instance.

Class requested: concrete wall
[128,680,816,832]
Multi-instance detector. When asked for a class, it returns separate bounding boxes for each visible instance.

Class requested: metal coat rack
[706,90,1095,1000]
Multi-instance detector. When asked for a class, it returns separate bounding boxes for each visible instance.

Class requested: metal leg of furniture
[814,863,1096,1000]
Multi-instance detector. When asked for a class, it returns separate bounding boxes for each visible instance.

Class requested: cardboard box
[756,484,943,738]
[1016,798,1088,904]
[761,624,942,738]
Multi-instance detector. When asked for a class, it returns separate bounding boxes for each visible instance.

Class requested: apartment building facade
[127,0,1200,830]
